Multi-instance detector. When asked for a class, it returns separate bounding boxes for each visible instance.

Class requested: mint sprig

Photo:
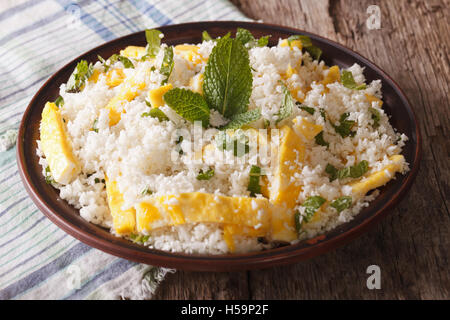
[163,88,210,127]
[221,109,261,130]
[236,28,270,48]
[203,37,252,119]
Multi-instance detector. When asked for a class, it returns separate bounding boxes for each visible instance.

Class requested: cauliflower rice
[37,29,409,254]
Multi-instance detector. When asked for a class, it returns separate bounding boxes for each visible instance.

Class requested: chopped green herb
[160,46,174,85]
[202,30,213,41]
[294,210,302,234]
[203,37,252,119]
[216,131,250,157]
[314,131,329,148]
[369,107,381,128]
[263,119,270,129]
[319,108,327,121]
[163,88,210,127]
[287,35,322,60]
[141,108,169,122]
[91,118,99,133]
[117,55,134,68]
[176,135,183,144]
[54,96,64,108]
[247,165,262,197]
[326,160,369,182]
[296,102,315,115]
[94,178,105,184]
[330,196,352,212]
[44,166,55,184]
[341,70,366,90]
[66,60,93,93]
[332,112,356,138]
[196,168,215,180]
[141,187,153,195]
[276,81,294,123]
[130,233,150,244]
[145,29,162,58]
[235,28,270,48]
[301,195,326,224]
[220,109,261,130]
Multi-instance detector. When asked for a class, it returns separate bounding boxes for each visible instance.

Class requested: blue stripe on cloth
[0,233,68,278]
[0,216,46,250]
[0,242,92,299]
[0,75,48,103]
[99,0,139,32]
[64,259,137,299]
[128,0,172,25]
[171,0,206,20]
[0,196,28,218]
[0,0,45,21]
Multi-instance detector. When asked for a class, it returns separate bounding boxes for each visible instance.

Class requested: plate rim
[16,21,422,271]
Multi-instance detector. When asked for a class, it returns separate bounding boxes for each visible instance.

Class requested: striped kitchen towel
[0,0,249,300]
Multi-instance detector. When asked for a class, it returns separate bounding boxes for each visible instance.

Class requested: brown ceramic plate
[17,21,421,271]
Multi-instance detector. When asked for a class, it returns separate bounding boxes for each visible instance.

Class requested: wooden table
[153,0,449,299]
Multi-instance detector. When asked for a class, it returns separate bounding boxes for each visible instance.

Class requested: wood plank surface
[153,0,449,299]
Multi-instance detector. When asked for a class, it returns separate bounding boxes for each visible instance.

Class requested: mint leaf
[145,29,162,58]
[236,28,255,46]
[368,107,381,128]
[54,96,64,108]
[117,55,134,68]
[221,109,261,130]
[130,233,149,244]
[163,88,210,127]
[160,46,174,85]
[341,70,366,90]
[203,37,252,119]
[332,112,356,138]
[196,168,215,180]
[202,30,213,41]
[314,131,329,148]
[141,108,169,122]
[296,102,315,115]
[141,187,153,195]
[288,35,312,47]
[305,46,322,61]
[44,166,55,185]
[326,160,369,182]
[330,196,352,212]
[91,118,99,133]
[66,60,93,93]
[301,196,326,222]
[247,165,261,196]
[236,28,270,48]
[294,210,302,234]
[287,35,322,60]
[276,81,294,123]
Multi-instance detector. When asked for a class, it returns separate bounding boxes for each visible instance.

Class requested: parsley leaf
[341,70,366,90]
[145,29,162,58]
[330,196,352,212]
[141,108,169,122]
[163,88,210,127]
[314,131,329,148]
[221,109,261,130]
[332,112,356,138]
[160,46,174,85]
[66,60,93,93]
[196,168,215,180]
[276,81,294,123]
[247,165,262,196]
[203,37,252,119]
